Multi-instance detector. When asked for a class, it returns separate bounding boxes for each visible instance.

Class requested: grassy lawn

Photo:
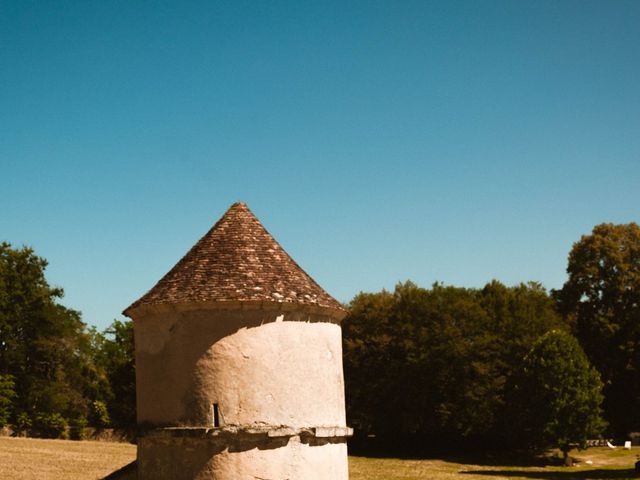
[349,448,638,480]
[0,437,136,480]
[0,437,637,479]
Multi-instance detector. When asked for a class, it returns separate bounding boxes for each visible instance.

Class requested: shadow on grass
[348,437,537,464]
[102,460,136,480]
[349,439,575,468]
[439,452,565,468]
[351,451,569,468]
[461,468,637,479]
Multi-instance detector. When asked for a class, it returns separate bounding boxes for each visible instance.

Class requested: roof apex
[123,202,344,317]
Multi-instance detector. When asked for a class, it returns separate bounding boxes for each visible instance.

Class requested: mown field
[0,437,136,480]
[0,437,637,480]
[350,448,638,479]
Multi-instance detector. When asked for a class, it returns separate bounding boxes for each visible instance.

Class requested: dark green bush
[34,413,68,439]
[15,412,32,432]
[92,400,110,428]
[0,375,16,426]
[70,416,88,440]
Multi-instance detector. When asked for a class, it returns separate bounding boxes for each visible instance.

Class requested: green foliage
[91,320,136,427]
[91,400,110,428]
[0,242,109,431]
[516,330,606,459]
[0,374,16,426]
[556,223,640,434]
[70,416,88,440]
[15,412,31,431]
[33,412,69,439]
[343,280,564,448]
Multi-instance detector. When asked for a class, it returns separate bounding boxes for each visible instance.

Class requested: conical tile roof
[124,202,344,316]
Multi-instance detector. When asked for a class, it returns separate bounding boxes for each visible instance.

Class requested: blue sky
[2,1,639,330]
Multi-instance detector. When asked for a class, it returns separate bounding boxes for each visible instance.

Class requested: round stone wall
[133,304,347,429]
[138,433,349,480]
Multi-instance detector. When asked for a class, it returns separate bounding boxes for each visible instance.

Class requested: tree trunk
[563,448,573,467]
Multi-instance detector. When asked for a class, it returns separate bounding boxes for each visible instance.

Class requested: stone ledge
[141,425,353,439]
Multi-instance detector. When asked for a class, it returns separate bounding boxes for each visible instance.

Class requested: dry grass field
[350,448,638,480]
[0,437,136,480]
[0,437,637,479]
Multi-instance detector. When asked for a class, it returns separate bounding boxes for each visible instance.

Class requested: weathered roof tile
[124,202,344,316]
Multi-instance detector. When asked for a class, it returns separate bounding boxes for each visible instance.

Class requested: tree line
[0,223,639,456]
[343,223,640,456]
[343,281,604,459]
[0,242,134,438]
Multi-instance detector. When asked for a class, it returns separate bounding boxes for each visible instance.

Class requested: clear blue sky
[2,1,639,330]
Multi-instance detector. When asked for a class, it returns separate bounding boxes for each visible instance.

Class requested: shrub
[34,412,69,439]
[92,400,110,428]
[70,416,89,440]
[15,412,32,432]
[0,375,16,426]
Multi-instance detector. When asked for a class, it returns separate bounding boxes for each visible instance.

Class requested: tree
[0,242,106,430]
[91,319,136,427]
[516,330,605,465]
[342,280,564,452]
[344,282,492,447]
[556,223,640,434]
[478,281,569,444]
[342,288,396,438]
[0,374,15,426]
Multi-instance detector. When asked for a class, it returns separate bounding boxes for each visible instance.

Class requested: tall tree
[343,280,564,451]
[0,374,15,426]
[516,330,606,465]
[556,223,640,434]
[92,319,136,427]
[478,281,569,442]
[0,242,105,427]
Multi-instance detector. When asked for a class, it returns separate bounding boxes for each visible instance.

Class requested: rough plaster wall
[138,436,349,480]
[134,307,346,428]
[207,320,346,427]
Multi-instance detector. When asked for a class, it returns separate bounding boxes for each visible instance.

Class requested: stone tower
[123,202,351,480]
